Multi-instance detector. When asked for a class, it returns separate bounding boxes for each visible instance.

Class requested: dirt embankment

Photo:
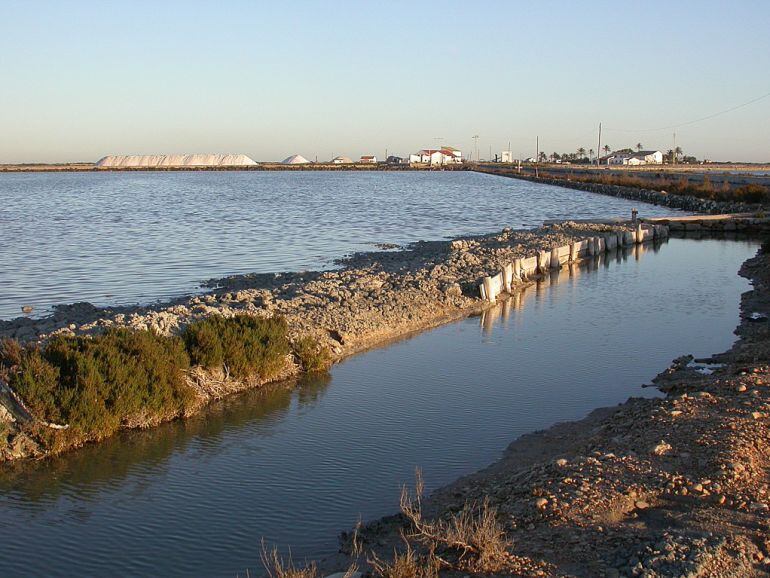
[0,222,630,462]
[330,243,770,577]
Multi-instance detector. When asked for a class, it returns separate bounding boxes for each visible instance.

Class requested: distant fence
[479,224,668,303]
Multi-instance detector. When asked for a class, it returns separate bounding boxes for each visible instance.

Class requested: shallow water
[0,237,757,578]
[0,171,686,319]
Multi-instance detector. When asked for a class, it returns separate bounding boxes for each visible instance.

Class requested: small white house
[500,151,514,163]
[608,150,663,166]
[331,156,353,164]
[359,155,377,164]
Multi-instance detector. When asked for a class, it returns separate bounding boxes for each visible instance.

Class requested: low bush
[292,335,332,373]
[183,314,290,381]
[0,329,194,443]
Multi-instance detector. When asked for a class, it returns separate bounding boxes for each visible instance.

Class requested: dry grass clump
[369,541,439,578]
[398,471,512,573]
[292,335,332,373]
[260,542,318,578]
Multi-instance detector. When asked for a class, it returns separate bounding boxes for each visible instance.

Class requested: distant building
[281,154,311,164]
[359,155,377,164]
[606,150,663,166]
[500,151,514,163]
[386,155,407,165]
[331,156,353,164]
[409,147,463,166]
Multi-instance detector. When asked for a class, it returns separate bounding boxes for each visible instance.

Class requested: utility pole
[472,135,480,163]
[535,135,539,178]
[489,145,492,162]
[597,122,602,168]
[673,132,677,165]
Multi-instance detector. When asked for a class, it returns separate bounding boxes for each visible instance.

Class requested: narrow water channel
[0,237,758,577]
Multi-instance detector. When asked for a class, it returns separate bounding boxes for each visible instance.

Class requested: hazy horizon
[2,0,769,164]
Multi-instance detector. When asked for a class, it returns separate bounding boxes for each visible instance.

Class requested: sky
[1,0,769,163]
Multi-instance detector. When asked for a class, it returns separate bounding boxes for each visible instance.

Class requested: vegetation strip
[475,166,769,215]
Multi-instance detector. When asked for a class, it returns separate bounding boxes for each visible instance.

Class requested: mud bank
[326,241,770,577]
[1,222,649,462]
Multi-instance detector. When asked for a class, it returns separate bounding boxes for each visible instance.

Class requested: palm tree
[674,146,683,163]
[666,149,674,163]
[636,142,643,152]
[589,148,595,161]
[602,144,611,156]
[577,147,586,159]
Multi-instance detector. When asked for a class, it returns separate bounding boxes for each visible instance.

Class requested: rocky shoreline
[320,239,770,577]
[1,221,640,462]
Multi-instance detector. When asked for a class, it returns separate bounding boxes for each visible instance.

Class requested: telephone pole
[472,135,480,163]
[597,122,602,168]
[673,132,677,165]
[535,135,539,178]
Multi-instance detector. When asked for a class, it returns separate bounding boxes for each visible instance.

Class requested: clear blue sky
[1,0,769,163]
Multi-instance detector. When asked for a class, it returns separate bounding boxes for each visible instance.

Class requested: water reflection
[0,373,332,503]
[480,241,665,333]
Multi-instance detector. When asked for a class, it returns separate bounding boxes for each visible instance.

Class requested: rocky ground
[0,222,626,356]
[322,242,770,577]
[0,222,629,461]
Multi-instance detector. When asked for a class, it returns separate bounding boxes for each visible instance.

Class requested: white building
[359,155,377,164]
[331,156,353,164]
[409,147,463,166]
[607,150,663,166]
[500,151,514,163]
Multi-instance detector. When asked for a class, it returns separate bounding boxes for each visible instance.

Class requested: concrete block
[512,257,523,282]
[569,242,578,262]
[550,247,561,269]
[503,263,513,292]
[538,250,550,273]
[482,276,496,303]
[521,256,538,279]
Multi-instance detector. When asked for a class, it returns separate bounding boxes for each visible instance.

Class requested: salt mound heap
[96,154,258,168]
[281,154,310,164]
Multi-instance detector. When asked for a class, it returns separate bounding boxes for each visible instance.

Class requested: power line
[604,89,770,133]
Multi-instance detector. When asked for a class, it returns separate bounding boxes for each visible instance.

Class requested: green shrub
[1,328,194,441]
[292,335,332,373]
[183,315,289,381]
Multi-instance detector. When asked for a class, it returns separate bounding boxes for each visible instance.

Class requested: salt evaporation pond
[0,236,758,577]
[0,171,687,319]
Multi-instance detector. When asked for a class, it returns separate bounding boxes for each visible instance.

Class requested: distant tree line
[535,143,697,164]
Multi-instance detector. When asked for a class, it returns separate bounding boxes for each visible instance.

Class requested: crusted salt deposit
[95,154,257,168]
